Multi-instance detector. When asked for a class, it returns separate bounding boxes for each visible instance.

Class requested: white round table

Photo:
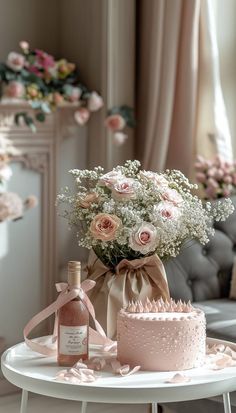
[1,338,236,413]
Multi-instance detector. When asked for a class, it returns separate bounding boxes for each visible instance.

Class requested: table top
[2,338,236,404]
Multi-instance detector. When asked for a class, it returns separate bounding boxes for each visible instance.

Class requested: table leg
[20,390,28,413]
[151,403,158,413]
[223,393,231,413]
[81,401,87,413]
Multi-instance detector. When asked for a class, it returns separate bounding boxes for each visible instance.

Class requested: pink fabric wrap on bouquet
[86,252,170,339]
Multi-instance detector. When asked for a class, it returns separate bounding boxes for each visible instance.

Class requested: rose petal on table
[73,360,88,369]
[225,346,236,360]
[166,373,191,383]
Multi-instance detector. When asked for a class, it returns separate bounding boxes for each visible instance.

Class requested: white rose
[112,178,136,201]
[153,201,181,220]
[87,92,103,112]
[7,52,25,71]
[129,222,159,254]
[139,171,169,188]
[99,170,124,187]
[160,188,183,206]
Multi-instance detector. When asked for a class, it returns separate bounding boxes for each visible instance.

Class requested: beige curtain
[136,0,233,176]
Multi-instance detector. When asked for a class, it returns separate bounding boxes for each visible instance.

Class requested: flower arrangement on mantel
[195,155,236,200]
[104,105,135,146]
[57,160,234,267]
[0,41,103,132]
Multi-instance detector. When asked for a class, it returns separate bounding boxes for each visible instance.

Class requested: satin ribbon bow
[24,279,113,357]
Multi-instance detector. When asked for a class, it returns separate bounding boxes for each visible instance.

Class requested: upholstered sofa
[163,195,236,412]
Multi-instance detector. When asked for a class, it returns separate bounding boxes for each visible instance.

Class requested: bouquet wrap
[87,252,170,339]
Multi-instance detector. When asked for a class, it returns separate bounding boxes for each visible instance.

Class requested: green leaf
[25,115,37,133]
[30,100,42,109]
[35,112,46,122]
[14,112,37,132]
[14,112,28,126]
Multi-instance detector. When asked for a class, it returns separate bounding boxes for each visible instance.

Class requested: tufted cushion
[165,231,234,302]
[230,257,236,299]
[195,299,236,341]
[165,196,236,302]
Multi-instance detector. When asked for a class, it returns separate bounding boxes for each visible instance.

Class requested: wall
[0,0,59,59]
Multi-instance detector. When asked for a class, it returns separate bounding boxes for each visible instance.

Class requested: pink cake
[117,298,206,371]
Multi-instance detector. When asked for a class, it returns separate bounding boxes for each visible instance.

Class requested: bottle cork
[67,261,81,287]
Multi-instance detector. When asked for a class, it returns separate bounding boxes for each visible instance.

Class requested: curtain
[136,0,233,176]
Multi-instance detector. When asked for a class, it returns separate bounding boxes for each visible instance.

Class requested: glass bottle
[57,261,89,366]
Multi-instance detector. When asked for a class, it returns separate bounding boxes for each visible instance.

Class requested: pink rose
[139,171,168,187]
[223,175,233,184]
[0,192,23,221]
[74,108,90,125]
[5,81,25,98]
[88,92,103,112]
[154,201,181,220]
[24,195,38,209]
[35,49,55,69]
[99,170,124,187]
[53,92,64,105]
[104,114,126,131]
[78,192,99,209]
[214,169,224,180]
[207,167,218,178]
[90,213,121,241]
[129,222,159,254]
[112,178,136,201]
[7,52,25,71]
[160,188,183,206]
[113,132,128,146]
[205,186,217,199]
[207,178,219,189]
[222,187,231,197]
[19,41,29,51]
[196,172,207,183]
[66,86,82,103]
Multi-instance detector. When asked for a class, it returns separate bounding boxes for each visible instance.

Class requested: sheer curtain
[136,0,233,176]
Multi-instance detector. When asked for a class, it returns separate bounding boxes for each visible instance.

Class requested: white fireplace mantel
[0,103,87,349]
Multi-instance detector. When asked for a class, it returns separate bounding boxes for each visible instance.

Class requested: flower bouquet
[0,41,103,131]
[58,160,233,338]
[195,155,236,200]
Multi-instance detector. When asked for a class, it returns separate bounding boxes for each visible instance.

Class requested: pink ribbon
[24,280,113,356]
[24,280,140,380]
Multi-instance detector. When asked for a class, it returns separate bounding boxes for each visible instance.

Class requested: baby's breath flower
[57,160,234,266]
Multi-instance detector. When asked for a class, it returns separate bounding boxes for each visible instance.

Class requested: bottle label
[59,325,88,356]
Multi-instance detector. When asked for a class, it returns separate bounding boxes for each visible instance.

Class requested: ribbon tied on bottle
[23,279,139,381]
[24,279,114,357]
